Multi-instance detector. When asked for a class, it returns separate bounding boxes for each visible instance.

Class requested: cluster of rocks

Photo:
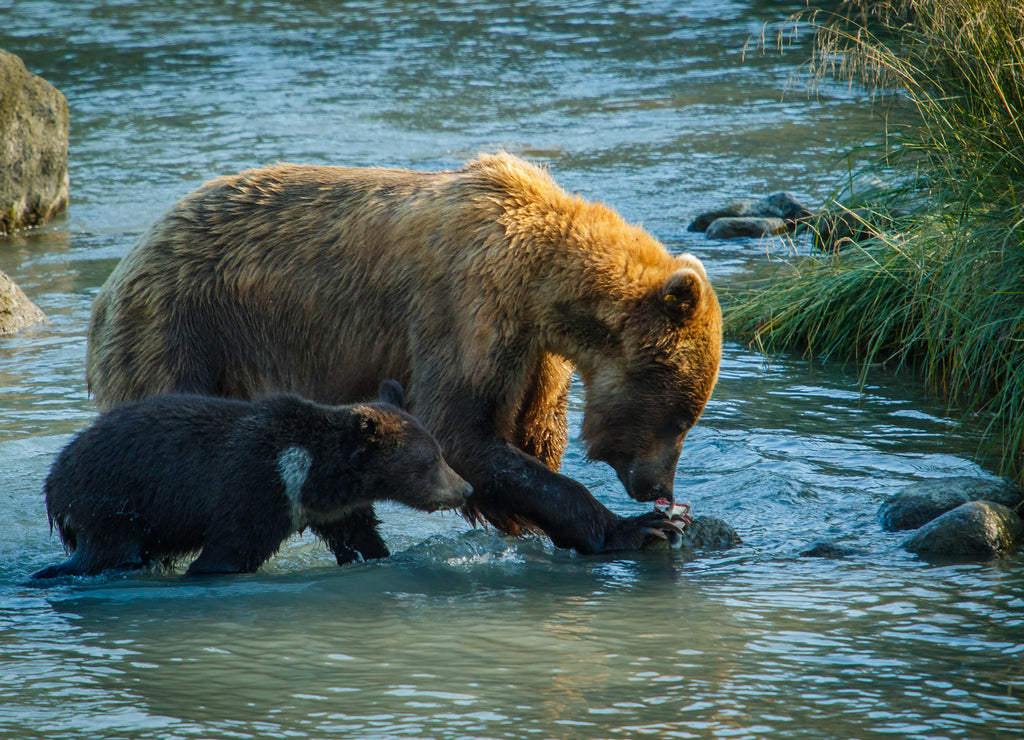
[798,477,1022,561]
[689,174,894,251]
[687,192,812,241]
[1,49,65,334]
[881,477,1023,559]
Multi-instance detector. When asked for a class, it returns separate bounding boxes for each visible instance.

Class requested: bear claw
[602,510,687,551]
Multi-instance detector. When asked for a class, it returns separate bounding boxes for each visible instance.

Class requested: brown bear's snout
[616,454,679,503]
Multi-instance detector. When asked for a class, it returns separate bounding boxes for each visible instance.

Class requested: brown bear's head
[577,261,722,503]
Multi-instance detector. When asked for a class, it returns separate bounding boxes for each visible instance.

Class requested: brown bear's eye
[660,414,692,440]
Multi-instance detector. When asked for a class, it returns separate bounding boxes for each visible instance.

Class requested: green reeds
[728,0,1024,484]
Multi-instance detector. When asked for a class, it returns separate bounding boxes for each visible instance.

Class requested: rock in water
[687,199,759,232]
[879,477,1022,531]
[678,515,741,551]
[0,49,69,234]
[688,192,811,235]
[761,192,813,223]
[705,217,788,240]
[902,501,1023,559]
[799,541,864,558]
[0,268,45,335]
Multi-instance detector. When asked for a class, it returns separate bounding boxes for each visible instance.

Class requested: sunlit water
[1,2,1021,738]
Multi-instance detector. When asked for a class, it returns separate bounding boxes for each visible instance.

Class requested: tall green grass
[728,0,1024,484]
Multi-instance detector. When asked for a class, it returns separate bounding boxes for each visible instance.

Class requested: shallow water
[1,1,1022,738]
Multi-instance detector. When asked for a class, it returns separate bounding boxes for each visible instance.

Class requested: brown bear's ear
[659,268,703,320]
[378,380,406,410]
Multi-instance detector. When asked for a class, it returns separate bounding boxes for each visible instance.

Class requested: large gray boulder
[903,501,1023,559]
[879,477,1022,531]
[0,268,45,334]
[0,49,69,235]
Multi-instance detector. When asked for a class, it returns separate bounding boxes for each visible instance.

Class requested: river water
[1,1,1021,738]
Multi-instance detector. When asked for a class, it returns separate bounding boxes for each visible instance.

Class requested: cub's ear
[347,408,386,466]
[378,380,406,410]
[659,268,703,319]
[354,410,382,439]
[359,412,381,437]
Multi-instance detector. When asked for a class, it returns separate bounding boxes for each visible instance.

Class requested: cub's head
[577,257,722,503]
[351,381,472,512]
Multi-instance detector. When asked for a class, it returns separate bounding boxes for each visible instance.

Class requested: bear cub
[33,381,471,578]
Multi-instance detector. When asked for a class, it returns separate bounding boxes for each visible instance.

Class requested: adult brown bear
[87,153,722,556]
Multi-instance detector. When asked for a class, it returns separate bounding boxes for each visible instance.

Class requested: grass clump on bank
[727,0,1024,484]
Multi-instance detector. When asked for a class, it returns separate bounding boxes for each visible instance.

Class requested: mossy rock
[0,49,69,234]
[0,269,46,335]
[879,477,1022,531]
[678,515,741,551]
[903,501,1023,560]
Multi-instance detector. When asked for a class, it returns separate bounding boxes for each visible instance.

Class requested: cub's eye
[409,458,434,478]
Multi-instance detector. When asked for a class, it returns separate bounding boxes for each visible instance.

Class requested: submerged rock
[0,49,69,234]
[706,217,788,240]
[0,268,46,335]
[799,541,864,559]
[879,477,1022,531]
[902,501,1023,559]
[678,515,741,551]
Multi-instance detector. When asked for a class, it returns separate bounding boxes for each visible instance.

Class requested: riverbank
[727,0,1024,488]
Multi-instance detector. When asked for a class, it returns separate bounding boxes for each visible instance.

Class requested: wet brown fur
[87,153,722,552]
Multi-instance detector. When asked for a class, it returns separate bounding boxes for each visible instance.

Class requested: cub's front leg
[311,507,390,565]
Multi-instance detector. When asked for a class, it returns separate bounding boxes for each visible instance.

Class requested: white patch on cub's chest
[277,445,312,527]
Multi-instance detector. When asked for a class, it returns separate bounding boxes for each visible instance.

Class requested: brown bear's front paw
[602,511,685,551]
